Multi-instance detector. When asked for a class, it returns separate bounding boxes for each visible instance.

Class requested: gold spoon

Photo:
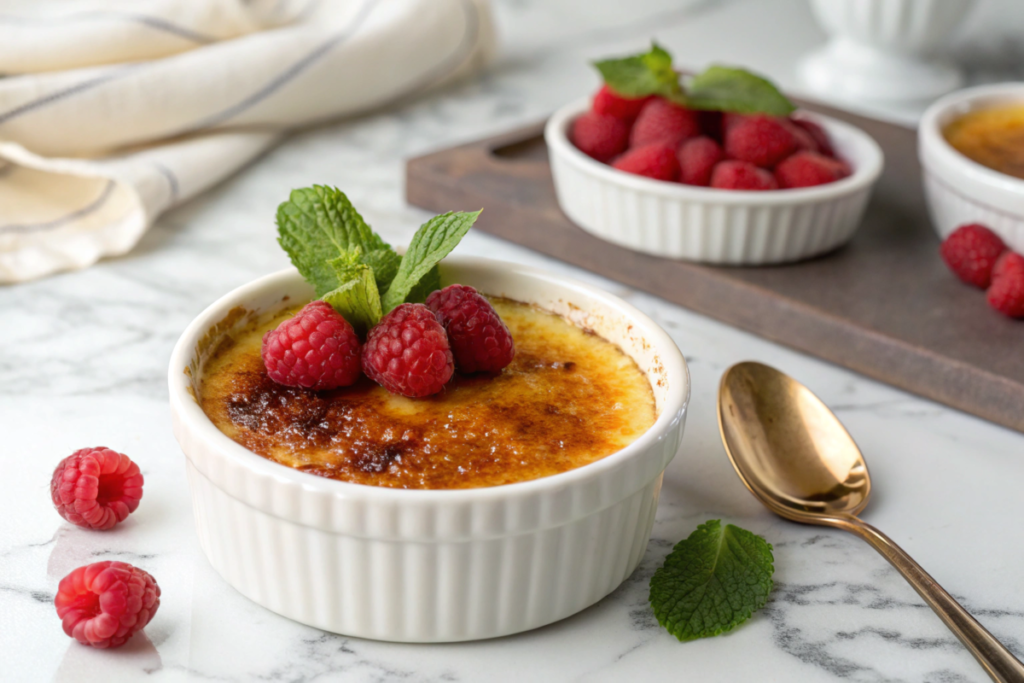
[718,361,1024,682]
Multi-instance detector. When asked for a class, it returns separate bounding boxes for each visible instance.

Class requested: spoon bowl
[718,361,1024,683]
[718,361,870,520]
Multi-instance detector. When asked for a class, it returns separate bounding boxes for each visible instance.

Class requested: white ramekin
[169,258,689,643]
[919,83,1024,253]
[800,0,975,101]
[808,0,975,53]
[545,99,884,265]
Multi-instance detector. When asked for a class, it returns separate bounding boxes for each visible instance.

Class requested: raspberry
[426,284,515,373]
[592,84,650,121]
[55,561,160,649]
[51,448,143,531]
[629,98,701,148]
[724,114,800,168]
[698,110,724,142]
[570,111,630,162]
[783,119,820,153]
[710,160,778,190]
[789,116,835,157]
[678,136,724,186]
[722,111,746,135]
[262,300,361,391]
[987,264,1024,318]
[362,303,454,397]
[940,223,1007,288]
[774,151,851,189]
[612,143,680,181]
[994,251,1024,281]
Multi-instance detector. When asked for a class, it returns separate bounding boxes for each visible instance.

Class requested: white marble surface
[3,0,1024,681]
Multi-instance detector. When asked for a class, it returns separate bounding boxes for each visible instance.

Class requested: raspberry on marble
[55,561,160,649]
[51,447,143,531]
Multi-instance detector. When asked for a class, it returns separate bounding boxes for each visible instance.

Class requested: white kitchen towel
[0,0,494,283]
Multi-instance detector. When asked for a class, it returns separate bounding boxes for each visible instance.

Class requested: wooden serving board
[405,103,1024,434]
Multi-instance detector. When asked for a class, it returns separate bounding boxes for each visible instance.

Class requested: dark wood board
[405,103,1024,434]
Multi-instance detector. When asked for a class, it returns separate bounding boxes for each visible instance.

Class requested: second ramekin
[546,99,884,265]
[169,258,689,643]
[919,82,1024,253]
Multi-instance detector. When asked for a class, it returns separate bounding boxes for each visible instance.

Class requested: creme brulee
[199,298,656,489]
[944,104,1024,180]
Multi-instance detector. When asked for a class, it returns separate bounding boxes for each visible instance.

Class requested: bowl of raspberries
[545,45,884,265]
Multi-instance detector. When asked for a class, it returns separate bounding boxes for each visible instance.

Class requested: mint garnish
[380,210,482,313]
[276,185,480,332]
[649,519,774,641]
[594,42,683,102]
[592,43,795,116]
[685,65,795,116]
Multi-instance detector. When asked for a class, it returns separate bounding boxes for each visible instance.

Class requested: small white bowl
[545,99,884,264]
[169,258,689,643]
[800,0,976,101]
[919,83,1024,253]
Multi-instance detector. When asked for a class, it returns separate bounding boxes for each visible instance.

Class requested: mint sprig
[649,520,774,641]
[594,42,683,102]
[276,186,480,331]
[592,43,795,116]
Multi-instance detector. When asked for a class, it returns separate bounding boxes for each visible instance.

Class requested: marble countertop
[4,0,1024,681]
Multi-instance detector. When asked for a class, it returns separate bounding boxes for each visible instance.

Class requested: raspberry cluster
[262,285,516,398]
[571,85,850,190]
[941,223,1024,318]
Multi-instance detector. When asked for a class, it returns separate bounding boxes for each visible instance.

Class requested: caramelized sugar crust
[199,299,656,490]
[944,104,1024,180]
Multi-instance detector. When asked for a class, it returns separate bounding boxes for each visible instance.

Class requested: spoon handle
[834,516,1024,682]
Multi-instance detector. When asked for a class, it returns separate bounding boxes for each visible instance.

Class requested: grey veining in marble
[3,0,1024,681]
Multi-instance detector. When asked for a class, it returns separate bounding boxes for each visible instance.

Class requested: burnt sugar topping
[200,298,656,490]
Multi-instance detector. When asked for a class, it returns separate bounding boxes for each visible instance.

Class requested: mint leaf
[276,185,398,297]
[404,265,441,304]
[322,254,382,335]
[593,42,683,101]
[684,65,795,116]
[381,210,481,313]
[362,247,401,294]
[649,520,774,641]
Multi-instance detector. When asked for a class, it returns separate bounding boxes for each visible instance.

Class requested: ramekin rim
[168,258,690,503]
[544,98,884,204]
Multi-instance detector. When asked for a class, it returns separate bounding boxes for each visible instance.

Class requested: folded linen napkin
[0,0,494,283]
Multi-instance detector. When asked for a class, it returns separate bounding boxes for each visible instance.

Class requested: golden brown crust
[200,300,655,490]
[944,105,1024,180]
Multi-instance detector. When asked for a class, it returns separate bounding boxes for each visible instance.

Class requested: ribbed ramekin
[807,0,975,52]
[545,99,884,264]
[169,258,689,642]
[919,83,1024,253]
[800,0,975,101]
